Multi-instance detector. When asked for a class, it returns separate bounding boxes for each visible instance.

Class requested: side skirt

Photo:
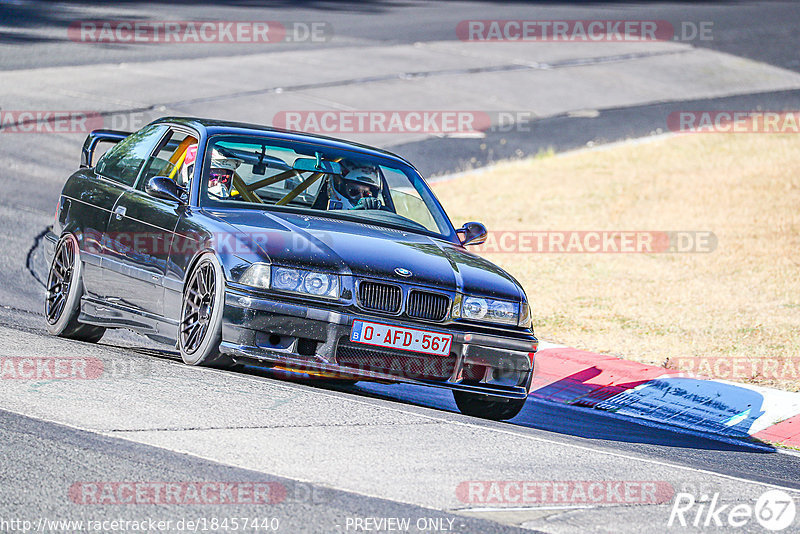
[79,296,178,345]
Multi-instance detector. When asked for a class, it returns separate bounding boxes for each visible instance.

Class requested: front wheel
[178,253,234,368]
[44,234,105,343]
[453,390,527,421]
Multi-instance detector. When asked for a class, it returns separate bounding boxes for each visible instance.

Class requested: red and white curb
[533,341,800,447]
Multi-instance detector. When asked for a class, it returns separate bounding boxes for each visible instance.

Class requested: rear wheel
[453,390,527,421]
[179,253,234,367]
[44,234,105,343]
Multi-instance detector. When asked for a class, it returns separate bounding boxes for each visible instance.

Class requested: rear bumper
[221,285,537,400]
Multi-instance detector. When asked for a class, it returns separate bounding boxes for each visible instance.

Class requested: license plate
[349,320,452,357]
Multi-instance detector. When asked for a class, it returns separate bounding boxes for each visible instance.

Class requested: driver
[329,166,383,210]
[207,150,243,198]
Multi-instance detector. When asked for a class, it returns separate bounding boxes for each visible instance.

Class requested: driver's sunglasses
[209,169,233,186]
[346,184,378,199]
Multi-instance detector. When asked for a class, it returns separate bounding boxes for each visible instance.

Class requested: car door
[103,127,198,317]
[80,124,167,299]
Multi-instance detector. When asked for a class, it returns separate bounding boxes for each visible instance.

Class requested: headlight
[518,300,532,328]
[271,266,339,299]
[461,296,520,326]
[238,263,271,289]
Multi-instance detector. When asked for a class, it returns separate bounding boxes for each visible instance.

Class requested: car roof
[151,116,417,170]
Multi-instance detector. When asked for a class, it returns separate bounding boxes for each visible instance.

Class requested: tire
[178,253,234,367]
[452,390,527,421]
[44,233,106,343]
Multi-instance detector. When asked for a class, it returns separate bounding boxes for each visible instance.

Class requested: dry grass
[432,133,800,391]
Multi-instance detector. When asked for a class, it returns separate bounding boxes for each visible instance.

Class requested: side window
[138,129,199,191]
[382,166,438,231]
[95,125,167,186]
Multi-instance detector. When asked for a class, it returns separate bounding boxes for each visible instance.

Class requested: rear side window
[95,125,166,186]
[138,129,199,190]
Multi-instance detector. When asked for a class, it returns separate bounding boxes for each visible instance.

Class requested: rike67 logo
[669,490,797,531]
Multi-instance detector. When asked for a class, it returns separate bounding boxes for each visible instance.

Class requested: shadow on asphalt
[342,380,776,453]
[126,343,774,454]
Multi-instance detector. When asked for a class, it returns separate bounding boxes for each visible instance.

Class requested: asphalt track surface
[2,2,800,532]
[1,1,799,72]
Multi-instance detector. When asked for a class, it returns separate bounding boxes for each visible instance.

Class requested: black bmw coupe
[44,117,537,420]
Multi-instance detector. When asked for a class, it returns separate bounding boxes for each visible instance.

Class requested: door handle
[113,206,127,220]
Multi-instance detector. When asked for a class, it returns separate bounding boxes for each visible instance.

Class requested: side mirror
[146,176,186,204]
[457,221,488,246]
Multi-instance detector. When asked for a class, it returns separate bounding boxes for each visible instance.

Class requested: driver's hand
[353,197,381,210]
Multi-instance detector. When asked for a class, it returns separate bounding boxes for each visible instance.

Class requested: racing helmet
[330,166,382,209]
[207,150,242,197]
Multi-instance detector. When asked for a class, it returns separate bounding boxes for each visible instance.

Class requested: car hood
[208,208,523,301]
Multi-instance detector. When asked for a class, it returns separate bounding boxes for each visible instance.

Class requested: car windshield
[198,135,455,238]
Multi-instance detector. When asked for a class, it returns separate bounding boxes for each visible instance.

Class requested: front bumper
[220,286,537,400]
